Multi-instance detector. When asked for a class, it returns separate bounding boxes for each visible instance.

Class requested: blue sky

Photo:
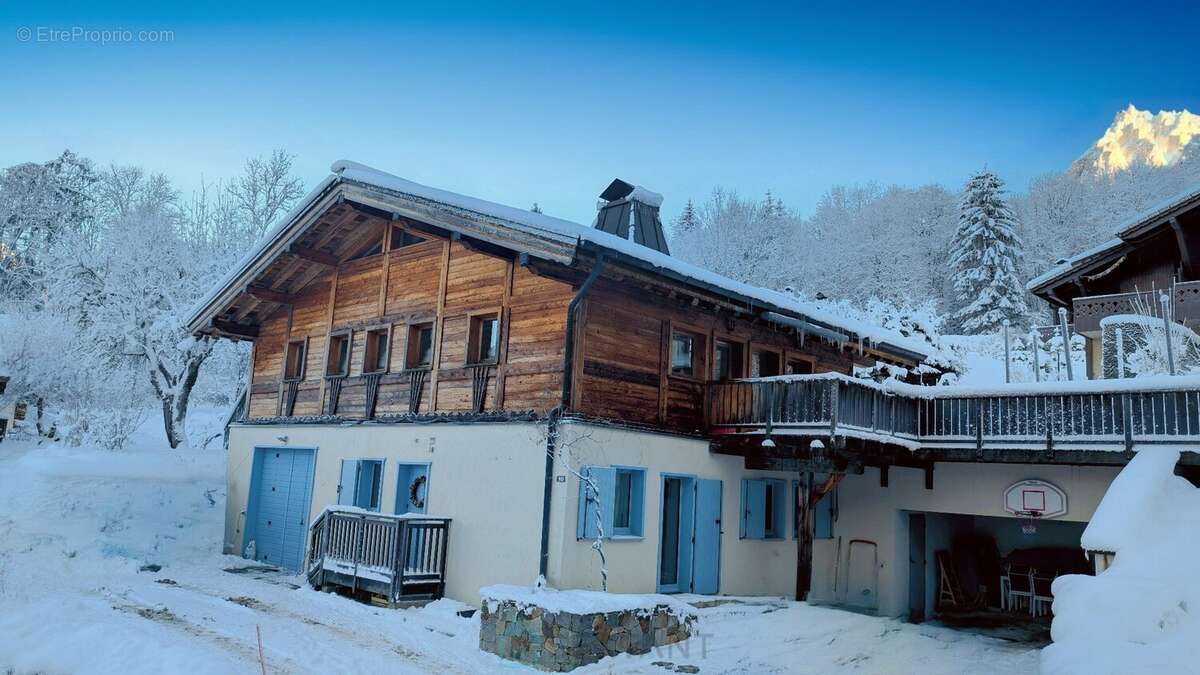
[1,1,1197,224]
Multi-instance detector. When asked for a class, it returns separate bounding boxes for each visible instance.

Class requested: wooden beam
[245,286,295,305]
[1170,217,1195,278]
[211,319,258,339]
[289,246,338,266]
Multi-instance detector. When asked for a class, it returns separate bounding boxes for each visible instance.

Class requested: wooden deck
[707,374,1200,469]
[307,508,451,605]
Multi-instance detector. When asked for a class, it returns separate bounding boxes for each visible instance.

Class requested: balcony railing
[307,507,450,603]
[1073,280,1200,333]
[707,373,1200,452]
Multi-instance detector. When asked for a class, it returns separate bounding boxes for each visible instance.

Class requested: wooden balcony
[707,374,1200,467]
[307,508,451,605]
[1072,280,1200,334]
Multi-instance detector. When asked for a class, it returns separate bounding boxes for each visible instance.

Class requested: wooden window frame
[466,309,502,366]
[283,337,308,382]
[749,343,783,378]
[786,352,817,375]
[404,321,436,371]
[325,330,353,378]
[362,325,392,375]
[667,323,707,382]
[712,337,746,381]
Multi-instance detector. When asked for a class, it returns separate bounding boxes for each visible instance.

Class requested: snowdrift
[1041,448,1200,674]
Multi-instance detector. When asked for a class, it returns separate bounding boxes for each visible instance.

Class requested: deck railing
[708,374,1200,452]
[1073,280,1200,333]
[307,508,450,603]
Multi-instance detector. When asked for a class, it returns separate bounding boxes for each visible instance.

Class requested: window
[338,458,384,511]
[406,323,434,369]
[390,226,427,249]
[787,359,814,375]
[326,332,350,377]
[751,349,781,377]
[468,313,500,364]
[670,331,701,377]
[741,477,787,539]
[714,340,743,381]
[284,340,306,381]
[577,466,646,539]
[794,479,836,539]
[364,328,390,374]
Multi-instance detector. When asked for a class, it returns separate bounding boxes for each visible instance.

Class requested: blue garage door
[247,447,315,571]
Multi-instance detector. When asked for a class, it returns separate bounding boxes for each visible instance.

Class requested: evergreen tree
[948,170,1028,334]
[530,202,542,213]
[673,198,699,233]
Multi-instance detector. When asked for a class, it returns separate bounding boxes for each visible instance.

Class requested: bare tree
[226,150,304,240]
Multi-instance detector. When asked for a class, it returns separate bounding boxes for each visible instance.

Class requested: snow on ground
[0,413,1038,674]
[1041,449,1200,675]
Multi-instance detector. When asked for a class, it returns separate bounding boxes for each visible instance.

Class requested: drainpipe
[539,254,605,578]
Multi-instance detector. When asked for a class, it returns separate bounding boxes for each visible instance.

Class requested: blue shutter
[815,488,834,539]
[742,479,766,539]
[577,467,616,540]
[337,459,358,506]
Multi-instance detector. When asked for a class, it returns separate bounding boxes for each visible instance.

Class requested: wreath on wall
[408,474,427,510]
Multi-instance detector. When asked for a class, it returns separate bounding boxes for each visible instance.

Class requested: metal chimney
[594,178,670,255]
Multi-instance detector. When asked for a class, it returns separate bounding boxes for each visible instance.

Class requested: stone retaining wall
[479,600,694,671]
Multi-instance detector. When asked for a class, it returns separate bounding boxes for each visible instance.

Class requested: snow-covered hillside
[0,415,1040,674]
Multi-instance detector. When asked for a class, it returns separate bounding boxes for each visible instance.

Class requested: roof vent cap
[593,179,670,255]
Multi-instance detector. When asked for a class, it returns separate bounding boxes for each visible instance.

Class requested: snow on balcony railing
[707,372,1200,452]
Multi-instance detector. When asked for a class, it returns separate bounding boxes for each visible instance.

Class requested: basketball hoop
[1017,510,1041,536]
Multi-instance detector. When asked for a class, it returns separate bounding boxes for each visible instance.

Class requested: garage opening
[909,510,1092,643]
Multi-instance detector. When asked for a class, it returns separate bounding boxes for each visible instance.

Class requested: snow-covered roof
[190,160,929,362]
[1027,183,1200,293]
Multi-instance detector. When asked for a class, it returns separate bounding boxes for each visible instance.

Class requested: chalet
[1028,186,1200,379]
[192,161,1200,627]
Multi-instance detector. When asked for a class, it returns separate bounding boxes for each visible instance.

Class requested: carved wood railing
[325,375,346,416]
[363,372,383,419]
[281,379,300,417]
[406,370,428,414]
[708,373,1200,452]
[470,364,494,413]
[1073,280,1200,333]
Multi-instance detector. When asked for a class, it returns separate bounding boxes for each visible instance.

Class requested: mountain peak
[1079,105,1200,174]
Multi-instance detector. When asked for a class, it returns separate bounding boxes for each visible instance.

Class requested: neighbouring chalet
[192,161,1200,626]
[1028,186,1200,379]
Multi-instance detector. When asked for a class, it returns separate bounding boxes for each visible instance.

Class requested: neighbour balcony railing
[707,373,1200,452]
[307,508,450,603]
[1073,280,1200,333]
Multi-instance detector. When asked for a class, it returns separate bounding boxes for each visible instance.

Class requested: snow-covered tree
[530,202,542,213]
[948,170,1028,334]
[672,198,699,235]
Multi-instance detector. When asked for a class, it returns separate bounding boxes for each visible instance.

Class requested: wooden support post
[924,464,934,490]
[796,471,843,602]
[879,463,889,488]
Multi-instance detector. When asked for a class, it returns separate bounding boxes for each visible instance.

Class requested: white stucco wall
[806,462,1121,619]
[545,421,802,598]
[226,422,549,605]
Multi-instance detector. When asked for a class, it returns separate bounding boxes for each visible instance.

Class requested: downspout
[539,253,605,578]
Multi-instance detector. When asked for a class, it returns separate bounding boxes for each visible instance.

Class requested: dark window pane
[476,317,499,363]
[764,482,776,536]
[614,471,632,530]
[671,333,695,376]
[417,326,433,366]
